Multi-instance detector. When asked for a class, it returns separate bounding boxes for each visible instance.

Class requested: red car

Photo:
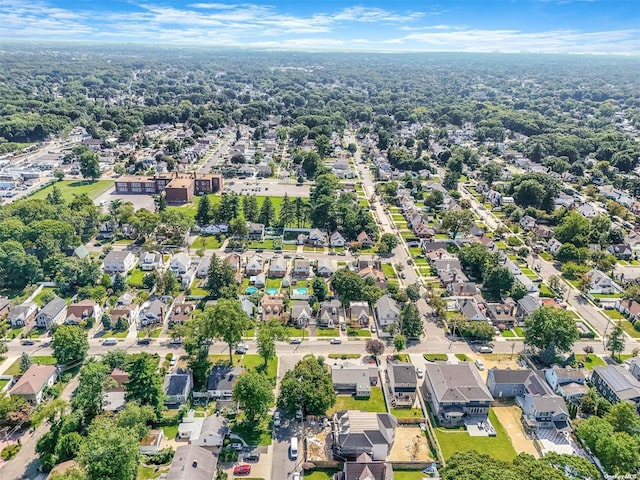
[233,464,251,475]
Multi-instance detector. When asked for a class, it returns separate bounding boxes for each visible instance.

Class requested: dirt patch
[466,353,521,381]
[492,405,539,458]
[307,429,330,462]
[389,426,434,462]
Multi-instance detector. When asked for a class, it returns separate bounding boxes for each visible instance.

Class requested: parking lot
[224,178,310,198]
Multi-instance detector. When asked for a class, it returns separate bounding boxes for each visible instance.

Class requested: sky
[1,0,639,54]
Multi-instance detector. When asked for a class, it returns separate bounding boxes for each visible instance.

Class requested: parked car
[235,343,249,354]
[478,346,493,354]
[370,325,377,333]
[231,442,244,451]
[137,338,151,345]
[102,339,117,346]
[330,338,342,344]
[169,358,177,367]
[273,411,281,427]
[244,453,260,462]
[290,338,302,345]
[292,472,301,480]
[416,368,424,378]
[21,340,35,346]
[233,464,251,475]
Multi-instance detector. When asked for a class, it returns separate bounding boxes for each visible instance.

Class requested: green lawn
[171,194,292,221]
[391,408,424,419]
[604,309,625,320]
[231,416,273,446]
[127,268,145,287]
[328,353,361,359]
[328,387,386,414]
[137,328,162,338]
[591,293,622,299]
[514,327,525,337]
[347,328,371,337]
[285,326,306,337]
[30,180,113,201]
[101,329,129,338]
[160,424,178,440]
[434,409,516,462]
[304,470,338,480]
[317,328,339,337]
[424,354,448,362]
[381,263,396,279]
[539,283,555,297]
[409,247,423,256]
[501,330,516,338]
[242,354,278,382]
[137,466,169,480]
[34,287,57,307]
[3,355,57,376]
[192,235,222,249]
[617,320,640,338]
[0,379,9,391]
[576,354,606,370]
[455,353,470,362]
[266,277,282,290]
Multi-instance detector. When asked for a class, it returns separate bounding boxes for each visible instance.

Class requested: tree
[480,162,502,186]
[394,334,407,352]
[441,210,474,238]
[330,268,365,305]
[114,402,156,440]
[78,418,139,480]
[554,211,590,247]
[124,353,164,418]
[483,266,514,300]
[206,254,238,299]
[112,272,126,294]
[278,193,295,228]
[257,196,275,227]
[49,467,87,480]
[257,320,289,368]
[399,303,423,338]
[458,242,498,279]
[101,312,111,330]
[195,194,212,225]
[52,325,89,366]
[233,371,274,423]
[278,355,335,416]
[406,283,421,302]
[605,401,640,436]
[72,360,112,424]
[524,306,579,361]
[19,352,32,373]
[207,299,252,364]
[314,135,332,158]
[377,233,399,255]
[242,195,258,222]
[79,151,101,181]
[606,324,625,361]
[311,277,327,302]
[365,339,385,358]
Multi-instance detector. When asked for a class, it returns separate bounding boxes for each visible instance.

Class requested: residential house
[293,259,311,277]
[196,257,211,278]
[65,300,101,325]
[330,231,346,248]
[331,362,379,398]
[587,269,622,295]
[533,225,553,239]
[617,298,640,322]
[181,269,196,290]
[7,302,38,328]
[457,298,486,321]
[422,363,493,425]
[35,297,67,329]
[520,215,537,230]
[478,234,495,250]
[349,301,371,327]
[318,299,341,327]
[170,252,192,276]
[140,299,167,326]
[578,202,598,219]
[447,281,479,297]
[316,259,334,278]
[9,364,57,405]
[290,301,312,327]
[486,300,518,328]
[247,222,265,240]
[545,366,588,402]
[260,294,285,321]
[269,257,287,277]
[627,356,640,381]
[387,362,417,408]
[103,367,129,411]
[516,295,541,320]
[307,228,328,247]
[591,365,640,407]
[140,430,165,455]
[207,365,243,399]
[224,253,241,273]
[332,411,397,461]
[164,368,193,406]
[547,238,563,255]
[170,295,196,324]
[72,245,89,259]
[358,267,386,288]
[109,307,134,327]
[188,414,228,449]
[486,369,532,398]
[333,453,393,480]
[0,296,10,318]
[375,295,400,328]
[245,255,264,275]
[166,444,218,480]
[140,252,163,271]
[103,250,137,273]
[356,231,374,248]
[607,244,633,260]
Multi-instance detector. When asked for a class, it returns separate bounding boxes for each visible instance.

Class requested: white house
[35,297,67,329]
[140,252,163,271]
[103,250,137,273]
[330,231,346,247]
[375,295,400,328]
[170,252,192,276]
[9,365,57,405]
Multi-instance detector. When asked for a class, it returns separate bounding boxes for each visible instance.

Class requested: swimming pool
[266,288,278,295]
[246,287,258,294]
[295,287,308,295]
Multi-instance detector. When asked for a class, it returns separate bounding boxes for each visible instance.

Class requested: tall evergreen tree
[206,254,238,299]
[279,193,295,227]
[242,195,258,222]
[195,194,212,225]
[258,197,275,227]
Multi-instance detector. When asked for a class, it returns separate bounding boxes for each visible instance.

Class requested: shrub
[147,447,175,465]
[1,444,21,460]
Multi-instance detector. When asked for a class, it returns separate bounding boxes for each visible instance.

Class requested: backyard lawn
[34,287,57,306]
[127,268,145,287]
[391,408,424,419]
[304,470,338,480]
[328,387,387,414]
[192,236,222,249]
[434,409,516,462]
[4,355,57,375]
[30,180,113,201]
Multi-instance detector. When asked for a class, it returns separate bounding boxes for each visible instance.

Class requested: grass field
[192,236,222,249]
[172,194,294,221]
[3,355,57,376]
[304,470,338,480]
[127,268,145,287]
[424,353,448,362]
[576,354,606,369]
[328,387,386,414]
[391,408,424,419]
[604,309,625,320]
[617,320,640,338]
[317,328,339,337]
[347,328,371,337]
[434,409,516,462]
[30,180,112,201]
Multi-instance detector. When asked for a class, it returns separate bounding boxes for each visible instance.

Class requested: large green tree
[206,299,252,363]
[205,254,238,299]
[440,210,474,238]
[242,195,258,222]
[72,360,113,425]
[52,325,89,366]
[79,151,101,181]
[399,303,423,338]
[257,196,275,227]
[233,371,274,423]
[523,306,579,361]
[195,194,212,225]
[257,320,289,368]
[330,268,365,305]
[606,324,625,361]
[278,355,335,417]
[124,353,164,418]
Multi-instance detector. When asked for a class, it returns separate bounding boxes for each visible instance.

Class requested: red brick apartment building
[115,172,223,204]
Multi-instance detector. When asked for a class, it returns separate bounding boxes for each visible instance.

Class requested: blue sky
[1,0,639,54]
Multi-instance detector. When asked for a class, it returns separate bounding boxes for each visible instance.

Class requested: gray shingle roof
[424,363,493,404]
[166,445,218,480]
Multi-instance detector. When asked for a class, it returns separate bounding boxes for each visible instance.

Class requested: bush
[147,447,175,465]
[634,322,640,332]
[166,353,173,361]
[219,446,238,462]
[579,331,596,339]
[1,444,21,460]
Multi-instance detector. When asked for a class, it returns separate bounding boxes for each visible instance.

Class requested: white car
[292,472,301,480]
[416,368,424,378]
[330,338,342,345]
[370,325,377,333]
[273,411,281,427]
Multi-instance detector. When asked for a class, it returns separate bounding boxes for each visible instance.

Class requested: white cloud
[188,2,239,9]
